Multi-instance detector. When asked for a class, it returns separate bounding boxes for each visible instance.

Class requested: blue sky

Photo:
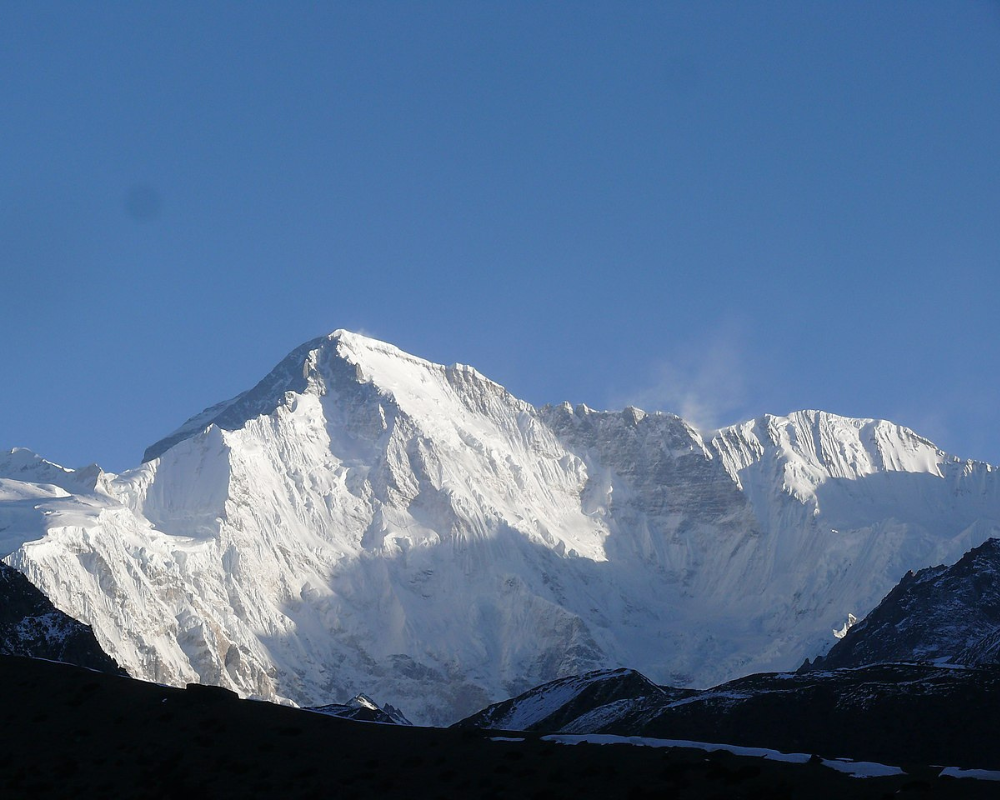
[3,2,999,472]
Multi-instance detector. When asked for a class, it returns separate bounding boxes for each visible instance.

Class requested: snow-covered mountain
[2,330,998,724]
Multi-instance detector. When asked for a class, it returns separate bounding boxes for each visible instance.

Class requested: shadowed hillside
[1,655,996,799]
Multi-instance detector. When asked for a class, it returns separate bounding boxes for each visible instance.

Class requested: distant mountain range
[2,330,998,724]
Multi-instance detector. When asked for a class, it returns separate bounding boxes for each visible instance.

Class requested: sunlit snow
[541,734,905,778]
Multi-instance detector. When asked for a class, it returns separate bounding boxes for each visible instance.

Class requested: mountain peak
[0,448,108,495]
[141,330,373,463]
[143,330,511,463]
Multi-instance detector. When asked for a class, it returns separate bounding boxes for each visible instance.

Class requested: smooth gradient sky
[3,2,999,473]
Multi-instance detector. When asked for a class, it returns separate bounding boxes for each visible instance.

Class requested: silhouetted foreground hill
[0,563,121,673]
[2,656,997,799]
[459,664,1000,772]
[808,537,1000,671]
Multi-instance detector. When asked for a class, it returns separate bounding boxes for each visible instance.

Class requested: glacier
[2,330,998,724]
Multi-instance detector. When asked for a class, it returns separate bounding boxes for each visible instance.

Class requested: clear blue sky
[3,2,999,472]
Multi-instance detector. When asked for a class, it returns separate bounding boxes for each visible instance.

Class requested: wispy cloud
[611,327,749,433]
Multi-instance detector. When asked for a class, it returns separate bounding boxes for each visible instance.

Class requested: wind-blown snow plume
[613,328,749,433]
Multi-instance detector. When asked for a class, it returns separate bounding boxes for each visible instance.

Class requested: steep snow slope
[3,331,999,724]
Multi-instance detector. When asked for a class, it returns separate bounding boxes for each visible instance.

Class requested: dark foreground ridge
[808,537,1000,671]
[458,664,1000,771]
[0,563,122,674]
[2,655,996,799]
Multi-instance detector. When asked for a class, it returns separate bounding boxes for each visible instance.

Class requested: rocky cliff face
[808,537,1000,670]
[0,561,121,673]
[2,331,999,724]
